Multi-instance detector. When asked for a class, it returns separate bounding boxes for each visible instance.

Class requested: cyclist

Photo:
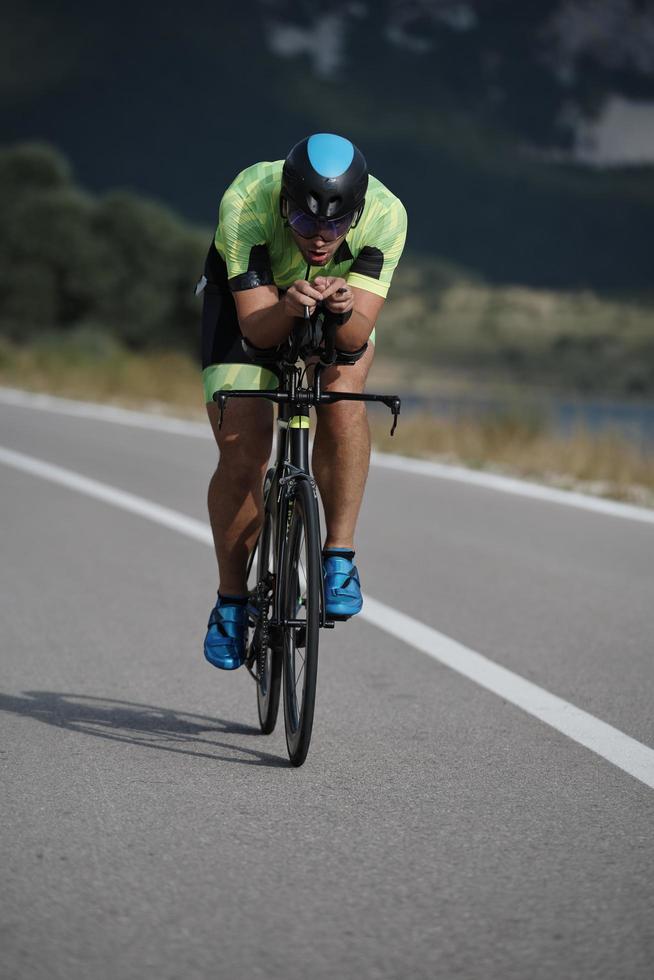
[199,133,407,669]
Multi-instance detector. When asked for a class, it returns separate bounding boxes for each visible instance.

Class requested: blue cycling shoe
[323,550,363,620]
[204,593,248,670]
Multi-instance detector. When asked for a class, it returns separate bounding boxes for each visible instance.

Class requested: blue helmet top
[306,134,355,178]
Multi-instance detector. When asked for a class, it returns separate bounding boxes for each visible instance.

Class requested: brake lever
[215,393,228,430]
[385,396,401,436]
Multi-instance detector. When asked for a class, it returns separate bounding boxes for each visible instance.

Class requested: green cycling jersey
[214,160,407,299]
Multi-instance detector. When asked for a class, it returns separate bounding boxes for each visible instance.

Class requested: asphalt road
[1,393,653,980]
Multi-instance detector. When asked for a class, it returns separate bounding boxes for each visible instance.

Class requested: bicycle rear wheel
[281,479,321,767]
[251,507,282,734]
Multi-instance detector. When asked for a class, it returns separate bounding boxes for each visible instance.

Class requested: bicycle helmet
[281,133,368,237]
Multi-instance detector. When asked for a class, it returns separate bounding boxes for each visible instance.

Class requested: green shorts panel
[202,363,279,403]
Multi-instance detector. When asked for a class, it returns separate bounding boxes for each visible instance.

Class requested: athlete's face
[289,227,347,267]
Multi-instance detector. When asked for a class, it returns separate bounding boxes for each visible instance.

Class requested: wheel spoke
[293,642,305,694]
[294,658,305,695]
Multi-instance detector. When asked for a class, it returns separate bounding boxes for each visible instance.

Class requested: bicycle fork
[274,404,331,631]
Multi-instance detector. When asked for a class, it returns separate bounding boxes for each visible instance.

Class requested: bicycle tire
[281,479,321,766]
[252,508,282,734]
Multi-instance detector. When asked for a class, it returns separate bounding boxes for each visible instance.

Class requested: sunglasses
[287,207,355,242]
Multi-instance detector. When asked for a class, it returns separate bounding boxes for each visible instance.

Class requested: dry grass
[0,338,205,417]
[370,412,654,507]
[1,338,652,507]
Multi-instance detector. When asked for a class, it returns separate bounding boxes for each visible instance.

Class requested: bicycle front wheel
[281,479,321,767]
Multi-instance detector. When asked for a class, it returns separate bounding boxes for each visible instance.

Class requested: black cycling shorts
[200,241,281,402]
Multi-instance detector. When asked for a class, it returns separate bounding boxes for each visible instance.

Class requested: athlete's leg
[312,343,374,551]
[207,397,273,595]
[200,242,277,597]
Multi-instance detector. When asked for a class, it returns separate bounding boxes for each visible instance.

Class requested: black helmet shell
[282,133,368,220]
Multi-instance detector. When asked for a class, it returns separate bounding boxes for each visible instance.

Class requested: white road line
[370,451,654,525]
[3,385,654,524]
[362,597,654,790]
[2,442,654,791]
[0,446,212,545]
[0,386,211,438]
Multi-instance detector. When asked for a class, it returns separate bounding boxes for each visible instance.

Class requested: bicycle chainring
[252,574,274,681]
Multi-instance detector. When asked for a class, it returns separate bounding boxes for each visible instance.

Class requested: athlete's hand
[284,279,324,317]
[313,277,354,315]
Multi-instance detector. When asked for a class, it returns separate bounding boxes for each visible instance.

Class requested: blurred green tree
[0,142,206,350]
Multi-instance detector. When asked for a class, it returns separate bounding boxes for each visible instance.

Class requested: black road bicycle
[213,308,400,766]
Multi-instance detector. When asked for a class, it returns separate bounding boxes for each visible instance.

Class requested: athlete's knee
[216,433,271,483]
[207,403,273,466]
[218,423,271,456]
[316,398,367,434]
[318,343,374,395]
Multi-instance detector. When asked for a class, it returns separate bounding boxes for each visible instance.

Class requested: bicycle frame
[260,384,325,630]
[212,321,402,633]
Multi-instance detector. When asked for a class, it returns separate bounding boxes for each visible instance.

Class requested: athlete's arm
[340,287,384,349]
[234,280,324,348]
[314,277,384,351]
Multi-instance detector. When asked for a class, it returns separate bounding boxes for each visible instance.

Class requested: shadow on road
[0,690,288,767]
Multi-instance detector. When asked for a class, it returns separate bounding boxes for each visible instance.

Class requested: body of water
[398,394,654,447]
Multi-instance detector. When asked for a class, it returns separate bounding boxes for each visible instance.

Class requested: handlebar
[219,292,400,435]
[244,302,357,369]
[213,387,401,437]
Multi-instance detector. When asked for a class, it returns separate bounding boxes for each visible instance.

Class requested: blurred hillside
[2,1,654,289]
[1,142,653,397]
[377,255,654,396]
